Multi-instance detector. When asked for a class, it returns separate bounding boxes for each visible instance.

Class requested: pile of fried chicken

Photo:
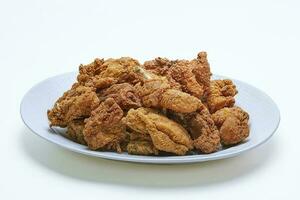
[47,52,250,156]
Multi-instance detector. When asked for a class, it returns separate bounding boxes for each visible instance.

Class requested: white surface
[0,0,299,199]
[20,72,280,164]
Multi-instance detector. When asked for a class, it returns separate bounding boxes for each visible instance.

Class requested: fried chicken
[143,52,212,98]
[47,52,251,156]
[66,119,86,145]
[126,131,159,155]
[135,79,203,113]
[84,57,144,89]
[168,108,221,154]
[47,84,100,127]
[77,58,105,84]
[99,83,141,110]
[212,106,250,145]
[83,98,126,152]
[206,79,238,113]
[125,108,193,155]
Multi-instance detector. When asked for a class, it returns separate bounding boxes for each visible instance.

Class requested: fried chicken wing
[125,108,193,155]
[66,119,86,145]
[212,106,249,145]
[207,79,238,113]
[135,79,202,113]
[47,84,100,127]
[83,98,126,152]
[99,83,141,110]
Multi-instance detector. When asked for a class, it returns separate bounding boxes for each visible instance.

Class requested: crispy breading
[85,57,144,89]
[77,58,105,84]
[66,119,86,145]
[83,98,126,152]
[169,108,221,153]
[143,52,212,98]
[207,79,238,113]
[135,79,203,113]
[127,141,159,155]
[212,106,249,145]
[99,83,141,110]
[186,109,221,153]
[47,84,100,127]
[126,131,159,155]
[125,108,193,155]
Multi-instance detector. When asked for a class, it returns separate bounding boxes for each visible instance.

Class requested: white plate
[20,72,280,164]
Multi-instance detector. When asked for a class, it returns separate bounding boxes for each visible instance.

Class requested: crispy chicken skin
[77,58,105,84]
[143,52,211,98]
[207,79,238,113]
[127,141,159,155]
[125,108,193,155]
[135,79,202,113]
[66,119,86,145]
[167,106,221,154]
[186,109,221,153]
[84,57,144,89]
[83,98,126,152]
[127,131,159,155]
[47,84,100,127]
[99,83,141,110]
[212,107,249,145]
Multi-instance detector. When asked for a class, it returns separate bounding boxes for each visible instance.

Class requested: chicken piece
[85,57,144,89]
[167,107,221,154]
[66,119,86,145]
[168,60,204,98]
[212,107,250,145]
[47,84,100,127]
[192,52,212,98]
[126,131,159,155]
[135,79,203,113]
[185,109,221,153]
[125,108,193,155]
[99,83,141,110]
[77,58,105,84]
[127,141,159,155]
[207,79,238,113]
[83,98,126,152]
[143,52,212,98]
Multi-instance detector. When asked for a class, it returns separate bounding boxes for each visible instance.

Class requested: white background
[0,0,299,199]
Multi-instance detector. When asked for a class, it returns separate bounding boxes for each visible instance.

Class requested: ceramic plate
[20,72,280,164]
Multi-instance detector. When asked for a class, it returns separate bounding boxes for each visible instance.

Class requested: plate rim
[20,72,281,164]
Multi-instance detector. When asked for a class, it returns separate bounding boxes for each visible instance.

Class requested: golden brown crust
[99,83,141,110]
[127,141,159,155]
[212,107,249,145]
[66,119,86,145]
[84,57,144,89]
[125,108,193,155]
[185,109,221,153]
[83,98,126,152]
[207,79,238,113]
[47,84,100,127]
[143,52,212,98]
[135,79,203,113]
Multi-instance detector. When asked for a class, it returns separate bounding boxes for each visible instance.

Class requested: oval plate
[20,72,280,164]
